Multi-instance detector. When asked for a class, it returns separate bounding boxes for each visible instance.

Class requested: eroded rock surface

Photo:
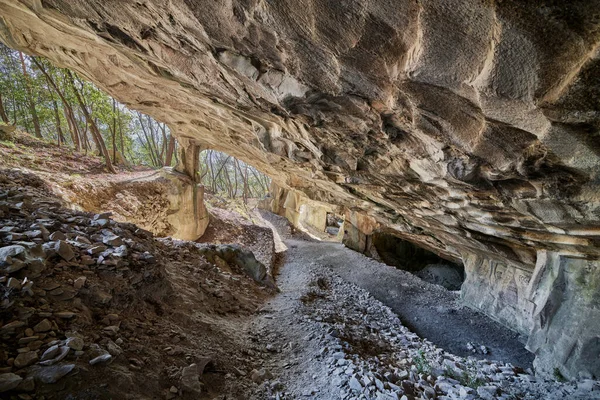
[1,0,599,378]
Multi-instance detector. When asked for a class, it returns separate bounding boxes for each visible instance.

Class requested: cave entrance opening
[296,204,343,242]
[325,212,343,236]
[372,232,465,291]
[197,148,271,202]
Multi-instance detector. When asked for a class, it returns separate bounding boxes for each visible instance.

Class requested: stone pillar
[175,137,202,182]
[342,210,379,255]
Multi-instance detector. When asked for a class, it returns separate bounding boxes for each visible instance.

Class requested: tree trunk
[32,58,81,151]
[64,107,81,151]
[18,52,42,139]
[146,115,162,166]
[112,98,117,162]
[136,113,160,167]
[67,71,116,173]
[118,106,125,160]
[165,135,176,167]
[51,97,65,147]
[0,93,9,124]
[159,123,167,163]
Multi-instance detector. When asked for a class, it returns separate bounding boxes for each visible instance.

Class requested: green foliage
[0,140,15,148]
[0,43,270,186]
[443,362,486,389]
[554,368,567,382]
[0,43,174,169]
[199,149,271,200]
[414,350,431,375]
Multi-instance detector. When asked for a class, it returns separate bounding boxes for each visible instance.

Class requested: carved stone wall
[1,0,599,378]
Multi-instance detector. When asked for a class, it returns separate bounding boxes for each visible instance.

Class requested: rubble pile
[0,169,270,399]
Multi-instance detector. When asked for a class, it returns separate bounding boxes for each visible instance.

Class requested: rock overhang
[1,0,600,377]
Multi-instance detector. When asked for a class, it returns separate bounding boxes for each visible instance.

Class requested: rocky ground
[1,141,600,398]
[242,213,600,400]
[199,197,278,273]
[0,169,275,399]
[0,131,193,238]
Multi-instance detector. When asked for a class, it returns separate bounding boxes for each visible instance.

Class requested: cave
[372,232,465,291]
[0,0,599,398]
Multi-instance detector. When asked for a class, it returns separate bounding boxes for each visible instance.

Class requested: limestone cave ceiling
[0,0,599,266]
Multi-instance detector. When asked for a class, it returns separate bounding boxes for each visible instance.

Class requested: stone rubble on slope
[0,169,274,398]
[247,251,600,400]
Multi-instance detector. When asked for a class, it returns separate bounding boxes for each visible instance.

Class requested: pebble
[0,373,22,392]
[89,354,112,366]
[31,364,76,384]
[14,351,38,368]
[73,276,87,289]
[33,319,52,333]
[66,337,84,351]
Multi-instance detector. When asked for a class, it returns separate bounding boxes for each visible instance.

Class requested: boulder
[0,373,22,393]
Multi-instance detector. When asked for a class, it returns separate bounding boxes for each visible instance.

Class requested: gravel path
[298,240,534,368]
[241,212,599,399]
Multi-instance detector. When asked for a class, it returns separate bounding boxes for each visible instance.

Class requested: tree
[66,71,116,173]
[198,150,270,199]
[0,93,9,124]
[0,43,183,171]
[18,51,42,139]
[31,57,81,151]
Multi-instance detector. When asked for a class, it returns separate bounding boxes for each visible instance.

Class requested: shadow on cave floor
[260,211,535,369]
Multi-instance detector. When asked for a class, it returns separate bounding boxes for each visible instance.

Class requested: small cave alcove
[372,232,465,291]
[325,212,344,236]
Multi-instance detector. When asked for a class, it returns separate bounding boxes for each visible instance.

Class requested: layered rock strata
[1,0,599,378]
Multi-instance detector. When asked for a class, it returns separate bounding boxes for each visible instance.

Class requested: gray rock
[250,368,273,383]
[14,351,38,368]
[89,353,112,366]
[6,277,21,290]
[94,212,112,220]
[33,319,52,333]
[40,344,61,361]
[0,320,25,332]
[49,231,66,241]
[477,385,499,400]
[39,345,70,366]
[73,276,87,290]
[16,376,35,392]
[75,236,91,244]
[349,376,363,391]
[106,340,123,356]
[181,363,203,394]
[55,240,75,261]
[88,245,107,255]
[4,259,25,274]
[31,363,76,384]
[0,245,26,265]
[102,232,123,247]
[66,337,84,351]
[0,373,22,393]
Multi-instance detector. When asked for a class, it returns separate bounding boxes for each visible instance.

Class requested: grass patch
[0,140,15,148]
[414,350,431,375]
[443,362,487,389]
